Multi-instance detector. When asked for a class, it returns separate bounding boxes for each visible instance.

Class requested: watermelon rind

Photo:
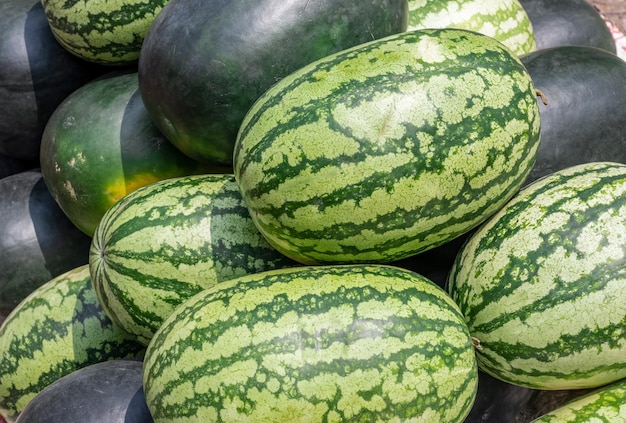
[234,28,541,265]
[448,162,626,390]
[143,264,478,422]
[407,0,536,55]
[0,265,144,423]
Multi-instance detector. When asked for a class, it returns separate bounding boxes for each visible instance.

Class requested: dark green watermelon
[0,0,108,161]
[0,170,92,319]
[521,45,626,183]
[14,360,152,423]
[519,0,616,53]
[138,0,408,165]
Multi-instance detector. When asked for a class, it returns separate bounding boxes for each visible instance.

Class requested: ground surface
[592,0,626,32]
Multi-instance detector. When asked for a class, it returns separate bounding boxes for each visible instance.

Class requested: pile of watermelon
[1,0,626,421]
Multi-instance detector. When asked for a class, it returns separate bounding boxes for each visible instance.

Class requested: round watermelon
[40,71,221,237]
[14,360,152,423]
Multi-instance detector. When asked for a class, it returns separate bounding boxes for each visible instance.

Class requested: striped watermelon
[89,174,297,346]
[0,265,145,423]
[40,0,170,64]
[142,264,478,422]
[234,28,542,265]
[530,378,626,422]
[447,162,626,390]
[407,0,537,55]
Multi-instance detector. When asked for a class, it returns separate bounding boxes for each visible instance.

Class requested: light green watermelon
[234,28,541,264]
[143,265,478,422]
[40,0,170,64]
[0,265,144,423]
[531,378,626,422]
[89,173,297,346]
[448,162,626,390]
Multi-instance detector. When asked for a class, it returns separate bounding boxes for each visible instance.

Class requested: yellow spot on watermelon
[105,173,165,205]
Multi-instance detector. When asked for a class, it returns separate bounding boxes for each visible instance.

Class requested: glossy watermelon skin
[89,173,297,346]
[519,0,616,53]
[0,0,106,161]
[40,0,170,64]
[520,45,626,184]
[448,162,626,390]
[234,28,541,265]
[14,360,152,423]
[530,378,626,422]
[0,265,145,423]
[407,0,536,55]
[0,170,92,320]
[143,264,478,423]
[40,72,216,237]
[138,0,408,164]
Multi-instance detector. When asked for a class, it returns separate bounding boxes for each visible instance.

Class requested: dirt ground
[591,0,626,33]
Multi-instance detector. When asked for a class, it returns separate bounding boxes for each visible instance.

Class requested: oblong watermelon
[0,265,145,423]
[89,173,297,345]
[40,0,170,64]
[143,264,478,422]
[234,28,541,264]
[448,162,626,390]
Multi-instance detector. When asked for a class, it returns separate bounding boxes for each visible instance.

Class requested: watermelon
[530,378,626,422]
[0,170,92,320]
[407,0,536,55]
[142,264,478,422]
[0,0,106,161]
[89,173,297,346]
[14,360,152,423]
[234,28,542,265]
[520,45,626,184]
[0,265,145,423]
[519,0,616,53]
[447,162,626,390]
[40,71,216,237]
[40,0,170,65]
[138,0,408,164]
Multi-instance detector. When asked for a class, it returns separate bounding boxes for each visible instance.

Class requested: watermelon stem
[471,336,483,351]
[536,88,548,105]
